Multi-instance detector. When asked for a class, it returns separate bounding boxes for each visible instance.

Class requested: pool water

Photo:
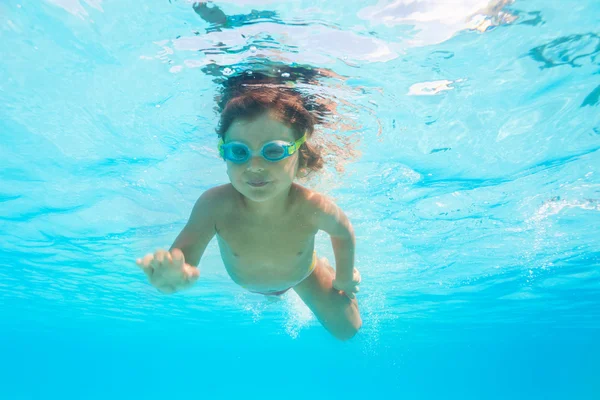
[1,0,599,399]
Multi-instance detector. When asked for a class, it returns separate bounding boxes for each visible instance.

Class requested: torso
[213,183,319,292]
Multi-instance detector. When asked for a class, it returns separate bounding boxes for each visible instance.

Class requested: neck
[240,185,295,217]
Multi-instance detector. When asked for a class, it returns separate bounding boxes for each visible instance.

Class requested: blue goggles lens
[218,135,306,164]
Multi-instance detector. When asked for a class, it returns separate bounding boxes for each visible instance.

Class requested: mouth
[247,180,269,187]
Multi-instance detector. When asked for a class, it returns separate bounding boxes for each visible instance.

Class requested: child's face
[224,112,300,203]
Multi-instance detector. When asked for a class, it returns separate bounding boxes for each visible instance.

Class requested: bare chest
[215,211,318,289]
[217,211,316,258]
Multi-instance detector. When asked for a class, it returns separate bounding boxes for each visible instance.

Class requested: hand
[332,268,361,299]
[136,248,200,294]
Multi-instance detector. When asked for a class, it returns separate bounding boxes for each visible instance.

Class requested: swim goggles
[218,135,306,164]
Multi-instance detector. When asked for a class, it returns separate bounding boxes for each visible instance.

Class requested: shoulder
[200,184,236,201]
[294,183,335,208]
[196,184,231,205]
[291,184,339,225]
[292,184,353,237]
[190,184,236,221]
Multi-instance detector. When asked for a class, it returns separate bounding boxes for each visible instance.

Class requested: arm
[137,188,220,294]
[314,196,355,282]
[170,187,220,267]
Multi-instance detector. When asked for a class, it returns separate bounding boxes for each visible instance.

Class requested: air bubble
[281,72,290,78]
[222,67,234,76]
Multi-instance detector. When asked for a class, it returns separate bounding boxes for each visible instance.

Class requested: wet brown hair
[216,76,324,174]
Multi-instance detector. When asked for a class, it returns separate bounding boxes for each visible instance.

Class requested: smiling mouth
[247,181,269,187]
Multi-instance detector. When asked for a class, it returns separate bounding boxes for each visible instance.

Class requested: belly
[219,246,315,292]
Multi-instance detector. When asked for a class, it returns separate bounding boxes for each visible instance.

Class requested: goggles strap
[288,134,307,155]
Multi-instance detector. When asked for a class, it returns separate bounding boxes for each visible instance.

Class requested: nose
[246,155,266,172]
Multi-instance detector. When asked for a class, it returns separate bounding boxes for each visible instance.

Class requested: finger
[184,265,200,280]
[353,268,361,283]
[345,291,356,299]
[171,248,184,261]
[137,255,155,278]
[148,253,160,268]
[137,253,154,268]
[155,249,174,269]
[171,248,185,267]
[154,249,166,264]
[149,255,161,271]
[332,279,340,292]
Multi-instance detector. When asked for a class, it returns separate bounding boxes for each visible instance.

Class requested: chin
[243,193,273,202]
[232,182,273,201]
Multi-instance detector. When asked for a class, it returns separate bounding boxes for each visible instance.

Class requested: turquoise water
[1,0,599,398]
